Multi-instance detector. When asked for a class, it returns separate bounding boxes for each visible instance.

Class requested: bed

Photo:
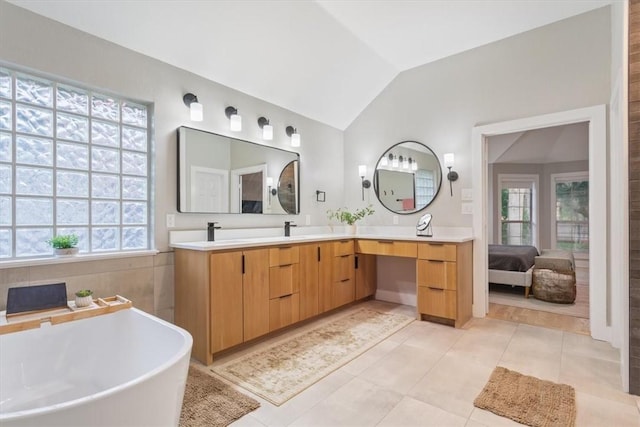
[488,244,539,298]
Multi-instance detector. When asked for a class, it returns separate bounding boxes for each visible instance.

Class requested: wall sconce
[402,156,409,169]
[380,154,389,167]
[266,176,276,203]
[392,154,399,168]
[410,157,418,171]
[225,106,242,131]
[258,116,273,140]
[286,126,301,147]
[443,153,458,196]
[359,164,371,201]
[183,93,203,122]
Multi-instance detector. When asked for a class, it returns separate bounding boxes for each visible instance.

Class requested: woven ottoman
[532,250,576,303]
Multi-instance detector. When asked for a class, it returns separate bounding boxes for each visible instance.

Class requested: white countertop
[169,226,473,251]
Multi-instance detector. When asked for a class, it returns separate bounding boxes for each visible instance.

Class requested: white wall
[345,7,611,299]
[0,1,346,253]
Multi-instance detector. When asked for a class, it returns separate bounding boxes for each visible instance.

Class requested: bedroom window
[0,67,151,259]
[498,175,538,246]
[551,172,588,252]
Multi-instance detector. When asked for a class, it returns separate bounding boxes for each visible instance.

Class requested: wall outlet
[305,214,311,225]
[166,214,175,228]
[393,215,399,225]
[461,203,473,215]
[461,188,473,201]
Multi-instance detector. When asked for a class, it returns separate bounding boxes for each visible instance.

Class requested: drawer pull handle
[280,294,292,299]
[428,243,444,246]
[428,259,444,263]
[279,246,293,249]
[280,263,293,268]
[341,278,350,282]
[428,286,444,291]
[339,240,350,243]
[377,240,394,244]
[341,254,350,258]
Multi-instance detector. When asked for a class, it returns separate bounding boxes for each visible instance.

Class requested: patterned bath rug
[211,307,414,405]
[474,366,576,427]
[180,366,260,427]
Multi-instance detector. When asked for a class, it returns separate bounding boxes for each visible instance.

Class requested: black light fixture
[285,125,301,147]
[225,106,241,131]
[257,116,273,140]
[359,165,371,200]
[183,93,203,121]
[444,153,458,196]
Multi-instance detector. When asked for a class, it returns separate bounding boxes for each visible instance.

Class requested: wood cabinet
[210,251,244,353]
[416,241,472,328]
[331,240,355,309]
[299,242,332,320]
[268,246,300,331]
[242,249,270,341]
[356,239,417,258]
[355,253,377,300]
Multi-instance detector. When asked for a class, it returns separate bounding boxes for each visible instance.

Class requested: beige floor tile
[562,331,620,362]
[498,324,563,382]
[464,420,489,427]
[289,377,403,426]
[446,329,514,368]
[358,343,442,394]
[575,391,640,427]
[468,408,528,426]
[402,321,466,353]
[229,414,267,426]
[377,396,467,427]
[340,339,402,376]
[408,353,495,419]
[464,316,519,336]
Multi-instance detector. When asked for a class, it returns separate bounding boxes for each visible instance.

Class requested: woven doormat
[180,366,260,427]
[474,366,576,427]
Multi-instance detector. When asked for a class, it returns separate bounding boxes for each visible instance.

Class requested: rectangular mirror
[177,126,300,214]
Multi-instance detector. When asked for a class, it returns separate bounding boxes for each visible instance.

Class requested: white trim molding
[472,105,610,343]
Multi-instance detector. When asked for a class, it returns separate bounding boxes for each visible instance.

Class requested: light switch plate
[461,203,473,215]
[461,188,473,201]
[166,214,175,228]
[393,215,399,225]
[305,214,311,225]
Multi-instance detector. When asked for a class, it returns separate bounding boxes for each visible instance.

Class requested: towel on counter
[402,198,415,210]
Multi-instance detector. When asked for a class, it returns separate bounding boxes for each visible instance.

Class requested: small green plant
[75,289,93,298]
[47,234,79,249]
[327,205,375,226]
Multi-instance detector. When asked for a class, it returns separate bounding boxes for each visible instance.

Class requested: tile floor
[202,300,639,426]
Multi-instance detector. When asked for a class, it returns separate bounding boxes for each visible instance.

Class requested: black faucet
[284,221,296,237]
[207,222,222,241]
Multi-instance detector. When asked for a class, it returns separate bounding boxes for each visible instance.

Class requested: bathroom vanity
[173,233,472,365]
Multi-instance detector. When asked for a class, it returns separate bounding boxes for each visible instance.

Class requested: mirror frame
[176,126,300,215]
[373,140,443,215]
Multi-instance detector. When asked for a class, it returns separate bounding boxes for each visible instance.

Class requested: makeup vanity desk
[172,232,473,365]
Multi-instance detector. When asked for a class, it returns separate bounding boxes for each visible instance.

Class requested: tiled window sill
[0,250,160,269]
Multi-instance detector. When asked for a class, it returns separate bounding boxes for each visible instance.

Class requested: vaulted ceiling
[7,0,612,130]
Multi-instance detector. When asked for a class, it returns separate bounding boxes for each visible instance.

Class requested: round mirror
[373,141,442,214]
[277,160,299,214]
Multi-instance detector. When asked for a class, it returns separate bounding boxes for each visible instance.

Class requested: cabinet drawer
[333,240,354,256]
[332,278,355,309]
[417,243,457,261]
[356,239,417,258]
[269,293,300,332]
[269,246,300,267]
[418,286,456,319]
[269,264,300,298]
[417,259,457,290]
[332,254,355,282]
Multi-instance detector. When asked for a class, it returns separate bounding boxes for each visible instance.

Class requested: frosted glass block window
[16,136,53,166]
[1,66,150,259]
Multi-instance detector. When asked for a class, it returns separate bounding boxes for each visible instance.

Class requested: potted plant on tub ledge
[74,289,94,308]
[47,233,79,257]
[327,205,374,234]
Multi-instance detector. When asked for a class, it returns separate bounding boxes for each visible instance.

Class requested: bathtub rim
[0,307,193,422]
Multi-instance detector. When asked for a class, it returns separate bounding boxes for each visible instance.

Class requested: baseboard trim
[375,290,417,307]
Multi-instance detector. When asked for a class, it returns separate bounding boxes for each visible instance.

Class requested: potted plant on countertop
[327,205,375,234]
[47,234,79,257]
[74,289,94,308]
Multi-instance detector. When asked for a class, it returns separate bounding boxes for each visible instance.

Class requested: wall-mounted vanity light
[183,93,203,122]
[402,156,409,169]
[359,164,371,201]
[380,154,389,167]
[257,116,273,140]
[392,154,399,168]
[411,157,418,171]
[225,106,242,131]
[443,153,458,196]
[286,126,301,147]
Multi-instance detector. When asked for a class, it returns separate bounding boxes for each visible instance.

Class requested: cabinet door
[416,259,457,290]
[269,293,300,331]
[355,254,377,300]
[299,244,319,320]
[318,242,333,313]
[243,249,270,342]
[269,264,300,298]
[332,254,354,282]
[418,286,456,319]
[332,279,355,309]
[210,251,244,353]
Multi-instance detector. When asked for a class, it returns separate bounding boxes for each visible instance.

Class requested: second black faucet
[284,221,296,237]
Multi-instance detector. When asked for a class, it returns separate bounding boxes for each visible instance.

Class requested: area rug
[180,366,260,427]
[211,308,414,405]
[474,366,576,427]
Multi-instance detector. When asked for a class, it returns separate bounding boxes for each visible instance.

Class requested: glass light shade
[230,113,242,131]
[262,124,273,140]
[291,132,301,147]
[266,176,274,187]
[403,159,409,169]
[358,164,367,177]
[380,156,388,166]
[411,161,418,171]
[392,157,399,168]
[444,153,455,168]
[190,102,203,122]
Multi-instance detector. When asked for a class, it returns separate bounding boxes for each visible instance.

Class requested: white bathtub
[0,308,193,426]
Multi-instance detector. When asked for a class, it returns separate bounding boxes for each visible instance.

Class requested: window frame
[497,174,539,247]
[550,171,589,252]
[0,65,153,261]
